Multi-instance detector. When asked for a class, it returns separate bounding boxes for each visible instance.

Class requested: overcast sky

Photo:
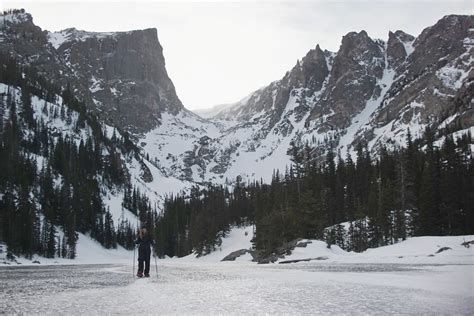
[2,1,472,109]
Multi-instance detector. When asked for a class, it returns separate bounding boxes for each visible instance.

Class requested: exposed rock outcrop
[221,249,255,261]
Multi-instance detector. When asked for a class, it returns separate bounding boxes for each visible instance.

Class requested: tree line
[155,128,473,257]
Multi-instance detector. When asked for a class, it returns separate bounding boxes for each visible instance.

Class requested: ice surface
[1,226,472,314]
[0,260,472,314]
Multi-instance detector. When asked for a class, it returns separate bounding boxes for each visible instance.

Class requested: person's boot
[137,271,143,278]
[144,273,150,277]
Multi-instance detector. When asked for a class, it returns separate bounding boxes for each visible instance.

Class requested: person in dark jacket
[135,227,154,277]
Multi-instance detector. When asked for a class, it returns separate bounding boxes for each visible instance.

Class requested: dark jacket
[135,234,154,259]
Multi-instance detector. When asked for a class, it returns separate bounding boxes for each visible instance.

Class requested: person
[135,226,154,278]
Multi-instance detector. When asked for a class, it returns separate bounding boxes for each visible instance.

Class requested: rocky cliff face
[50,27,183,132]
[312,31,384,130]
[351,15,473,152]
[0,10,183,133]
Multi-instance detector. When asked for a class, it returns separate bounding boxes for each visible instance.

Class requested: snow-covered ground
[279,235,474,265]
[3,225,473,266]
[1,228,473,314]
[1,260,472,314]
[0,232,132,266]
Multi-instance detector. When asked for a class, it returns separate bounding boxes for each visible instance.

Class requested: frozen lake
[1,262,473,314]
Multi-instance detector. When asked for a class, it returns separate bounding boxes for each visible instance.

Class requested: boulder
[221,249,254,261]
[296,240,312,248]
[435,247,452,254]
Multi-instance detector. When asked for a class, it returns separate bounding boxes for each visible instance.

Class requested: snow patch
[436,65,470,90]
[47,28,119,49]
[279,235,474,265]
[1,233,132,266]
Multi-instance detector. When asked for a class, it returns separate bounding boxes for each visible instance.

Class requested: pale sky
[2,1,473,109]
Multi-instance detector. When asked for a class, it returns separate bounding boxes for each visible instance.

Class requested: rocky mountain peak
[377,14,473,129]
[302,44,325,63]
[49,26,184,132]
[0,10,63,83]
[288,44,329,93]
[331,29,384,84]
[1,10,183,134]
[309,29,384,128]
[387,30,415,69]
[409,15,472,73]
[337,30,379,59]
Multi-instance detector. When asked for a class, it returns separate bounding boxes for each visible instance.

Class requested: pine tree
[417,127,440,235]
[61,235,67,258]
[56,234,61,257]
[103,211,117,249]
[46,220,56,258]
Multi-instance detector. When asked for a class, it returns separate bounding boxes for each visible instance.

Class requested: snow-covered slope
[178,225,473,265]
[0,83,190,215]
[0,233,132,265]
[280,236,474,265]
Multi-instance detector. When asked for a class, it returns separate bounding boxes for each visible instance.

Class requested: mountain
[0,10,193,257]
[0,10,183,134]
[177,14,472,184]
[2,10,472,187]
[0,52,194,257]
[1,9,473,261]
[209,15,473,164]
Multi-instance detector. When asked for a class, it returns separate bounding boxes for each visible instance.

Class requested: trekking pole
[154,247,158,278]
[134,218,140,278]
[133,244,136,278]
